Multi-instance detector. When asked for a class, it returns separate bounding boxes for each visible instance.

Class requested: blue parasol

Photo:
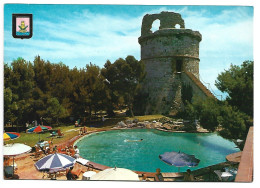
[159,151,200,172]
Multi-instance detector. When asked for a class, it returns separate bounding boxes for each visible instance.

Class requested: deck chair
[4,166,14,178]
[57,129,64,138]
[71,168,83,179]
[50,130,58,137]
[214,170,223,181]
[34,146,44,158]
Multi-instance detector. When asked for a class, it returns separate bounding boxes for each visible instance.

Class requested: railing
[199,74,223,100]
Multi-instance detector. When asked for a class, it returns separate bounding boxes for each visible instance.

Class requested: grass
[4,115,167,147]
[127,114,166,121]
[5,125,77,147]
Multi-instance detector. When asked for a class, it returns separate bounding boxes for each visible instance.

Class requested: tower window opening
[151,19,160,33]
[176,60,183,73]
[175,24,181,29]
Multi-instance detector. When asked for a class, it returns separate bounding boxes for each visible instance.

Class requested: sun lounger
[214,170,223,181]
[34,146,44,158]
[4,166,14,178]
[71,169,82,178]
[76,158,89,165]
[57,129,64,138]
[50,130,58,137]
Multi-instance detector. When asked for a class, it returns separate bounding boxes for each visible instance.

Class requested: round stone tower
[138,11,202,115]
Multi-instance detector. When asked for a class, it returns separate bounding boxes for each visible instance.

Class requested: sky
[4,4,254,99]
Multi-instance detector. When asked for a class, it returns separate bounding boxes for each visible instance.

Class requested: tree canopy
[101,56,145,117]
[215,61,253,117]
[182,61,253,140]
[4,55,145,127]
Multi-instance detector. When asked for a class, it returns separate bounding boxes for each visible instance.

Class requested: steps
[184,71,216,98]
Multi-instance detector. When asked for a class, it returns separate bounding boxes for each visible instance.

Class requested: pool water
[76,129,240,172]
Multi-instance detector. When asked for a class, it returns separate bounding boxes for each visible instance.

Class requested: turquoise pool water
[76,129,240,172]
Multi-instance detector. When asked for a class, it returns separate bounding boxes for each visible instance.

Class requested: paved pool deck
[235,127,253,182]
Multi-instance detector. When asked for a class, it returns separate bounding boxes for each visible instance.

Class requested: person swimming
[124,139,143,142]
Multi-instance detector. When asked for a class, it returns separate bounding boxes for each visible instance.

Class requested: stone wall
[139,29,201,78]
[141,57,182,114]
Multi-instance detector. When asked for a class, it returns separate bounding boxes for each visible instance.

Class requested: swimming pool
[76,129,240,172]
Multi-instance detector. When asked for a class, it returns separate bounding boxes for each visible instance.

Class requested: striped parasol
[4,132,20,141]
[35,153,76,172]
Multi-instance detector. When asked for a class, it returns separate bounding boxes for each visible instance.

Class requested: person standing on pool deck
[183,169,195,181]
[155,168,164,181]
[74,146,80,159]
[75,121,78,127]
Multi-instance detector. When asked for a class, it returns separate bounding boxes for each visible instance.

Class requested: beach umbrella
[159,151,200,172]
[4,143,32,176]
[4,132,20,141]
[90,167,139,181]
[27,125,52,141]
[27,125,51,133]
[42,125,52,130]
[4,143,32,156]
[35,153,76,172]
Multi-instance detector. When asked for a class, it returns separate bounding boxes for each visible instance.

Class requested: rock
[125,120,133,125]
[137,122,145,127]
[127,123,136,128]
[145,123,153,129]
[162,123,172,130]
[117,121,127,128]
[133,119,139,123]
[153,122,163,128]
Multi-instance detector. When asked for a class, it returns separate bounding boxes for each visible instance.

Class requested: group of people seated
[79,126,87,135]
[34,138,79,159]
[56,145,79,158]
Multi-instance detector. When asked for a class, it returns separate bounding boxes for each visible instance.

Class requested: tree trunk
[89,105,92,120]
[127,94,134,117]
[128,103,134,117]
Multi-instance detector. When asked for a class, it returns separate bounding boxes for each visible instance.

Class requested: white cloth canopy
[221,172,233,177]
[82,171,97,180]
[90,167,139,181]
[4,143,32,156]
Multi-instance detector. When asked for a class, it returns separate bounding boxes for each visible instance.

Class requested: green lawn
[4,115,167,147]
[127,114,166,121]
[5,125,78,147]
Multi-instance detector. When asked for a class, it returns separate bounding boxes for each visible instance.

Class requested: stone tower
[138,11,211,115]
